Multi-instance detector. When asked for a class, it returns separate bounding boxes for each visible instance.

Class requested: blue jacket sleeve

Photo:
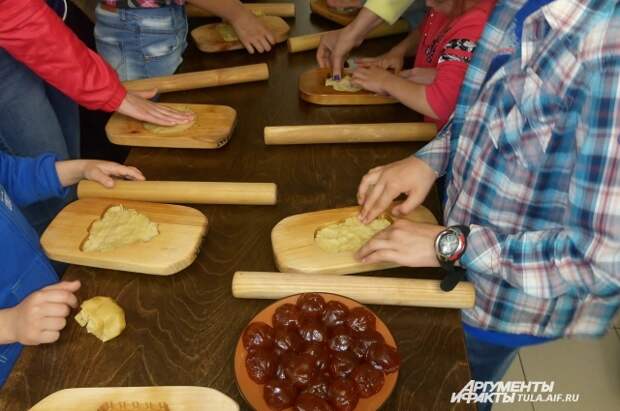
[0,151,67,207]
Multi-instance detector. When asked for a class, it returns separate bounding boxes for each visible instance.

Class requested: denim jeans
[0,49,78,235]
[464,331,520,411]
[94,4,188,81]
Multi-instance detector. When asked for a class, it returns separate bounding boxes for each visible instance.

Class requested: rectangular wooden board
[30,386,238,411]
[191,16,290,53]
[106,103,236,149]
[41,198,208,275]
[271,204,437,275]
[309,0,359,25]
[299,67,398,106]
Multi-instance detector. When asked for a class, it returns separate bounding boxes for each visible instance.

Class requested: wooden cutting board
[41,198,208,276]
[271,205,437,275]
[299,67,398,105]
[29,386,238,411]
[309,0,408,28]
[191,16,290,53]
[106,103,236,149]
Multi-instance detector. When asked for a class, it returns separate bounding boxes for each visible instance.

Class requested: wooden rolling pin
[77,181,277,205]
[232,271,475,309]
[288,20,409,53]
[264,123,437,145]
[187,3,295,17]
[123,63,269,93]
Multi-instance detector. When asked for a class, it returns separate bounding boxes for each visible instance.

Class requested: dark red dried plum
[245,348,277,384]
[264,378,298,410]
[366,343,401,374]
[327,325,354,353]
[294,392,334,411]
[328,351,358,379]
[303,342,330,372]
[283,353,317,389]
[327,378,358,411]
[321,301,349,328]
[274,327,305,354]
[296,293,327,319]
[243,322,274,351]
[345,307,376,334]
[273,303,302,329]
[299,319,328,343]
[352,363,385,398]
[350,330,385,360]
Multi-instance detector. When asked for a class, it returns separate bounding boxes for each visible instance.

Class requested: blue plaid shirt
[416,0,620,338]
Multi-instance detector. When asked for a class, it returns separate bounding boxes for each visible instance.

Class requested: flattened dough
[325,75,362,92]
[75,296,126,342]
[143,105,195,134]
[216,23,239,42]
[82,205,159,252]
[315,216,391,253]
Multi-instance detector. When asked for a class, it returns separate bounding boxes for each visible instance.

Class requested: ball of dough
[325,75,362,93]
[315,216,391,253]
[75,296,126,342]
[82,205,159,253]
[143,105,195,134]
[216,23,239,42]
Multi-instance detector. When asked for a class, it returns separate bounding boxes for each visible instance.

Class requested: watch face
[439,233,460,256]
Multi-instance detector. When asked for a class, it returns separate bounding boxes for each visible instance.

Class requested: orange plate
[233,293,399,411]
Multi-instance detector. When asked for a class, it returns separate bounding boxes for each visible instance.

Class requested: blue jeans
[94,4,188,81]
[0,49,78,235]
[465,331,520,411]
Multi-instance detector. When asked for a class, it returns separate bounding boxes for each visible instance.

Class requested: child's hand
[351,66,395,95]
[231,10,276,54]
[9,281,81,345]
[118,89,195,126]
[83,160,145,188]
[356,49,406,73]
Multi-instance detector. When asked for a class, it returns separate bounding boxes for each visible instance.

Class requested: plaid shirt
[416,0,620,338]
[100,0,185,7]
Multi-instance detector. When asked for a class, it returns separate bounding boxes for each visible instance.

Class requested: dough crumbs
[216,23,239,42]
[75,296,126,342]
[325,75,362,92]
[143,105,195,134]
[82,205,159,252]
[315,216,391,253]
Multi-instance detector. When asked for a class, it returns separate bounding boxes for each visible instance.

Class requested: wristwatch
[434,225,470,291]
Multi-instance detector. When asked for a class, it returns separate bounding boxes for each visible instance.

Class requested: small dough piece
[143,105,195,134]
[315,216,391,253]
[216,23,239,42]
[325,75,362,92]
[82,205,159,252]
[75,296,126,342]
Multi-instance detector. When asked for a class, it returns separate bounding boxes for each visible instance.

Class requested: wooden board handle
[123,63,269,93]
[288,20,409,53]
[264,123,437,145]
[78,181,277,205]
[232,271,475,309]
[187,3,295,17]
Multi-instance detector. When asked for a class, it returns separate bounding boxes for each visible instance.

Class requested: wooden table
[0,2,473,409]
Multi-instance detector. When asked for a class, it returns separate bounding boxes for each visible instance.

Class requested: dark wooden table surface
[0,1,473,409]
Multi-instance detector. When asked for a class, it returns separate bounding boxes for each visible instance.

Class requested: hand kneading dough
[315,216,391,253]
[143,105,195,134]
[325,75,362,92]
[75,296,125,342]
[216,23,239,42]
[82,205,159,252]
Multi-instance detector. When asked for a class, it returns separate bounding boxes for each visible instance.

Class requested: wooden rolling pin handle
[122,63,269,93]
[77,181,278,205]
[264,123,437,145]
[187,3,295,18]
[232,271,475,309]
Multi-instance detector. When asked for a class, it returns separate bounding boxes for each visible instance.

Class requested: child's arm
[355,29,421,73]
[0,281,80,345]
[55,160,144,188]
[188,0,276,53]
[351,66,438,119]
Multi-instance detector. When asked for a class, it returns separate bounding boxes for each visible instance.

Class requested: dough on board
[325,75,362,92]
[82,205,159,252]
[315,216,391,253]
[74,296,126,342]
[143,105,195,134]
[216,23,239,42]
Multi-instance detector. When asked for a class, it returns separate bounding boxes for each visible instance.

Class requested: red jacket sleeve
[0,0,126,111]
